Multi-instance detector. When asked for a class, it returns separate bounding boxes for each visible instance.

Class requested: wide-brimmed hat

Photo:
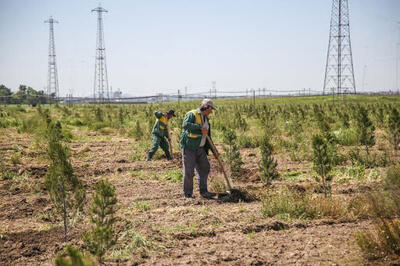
[200,98,217,110]
[166,109,176,117]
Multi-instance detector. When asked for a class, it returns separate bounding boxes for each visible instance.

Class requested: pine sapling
[312,134,333,198]
[45,121,86,241]
[354,106,375,160]
[258,135,278,186]
[387,107,400,151]
[83,179,118,265]
[133,120,144,140]
[221,128,243,178]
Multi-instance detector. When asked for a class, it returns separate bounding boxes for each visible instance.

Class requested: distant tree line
[0,84,56,105]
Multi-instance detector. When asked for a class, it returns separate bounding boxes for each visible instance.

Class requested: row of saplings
[45,119,118,265]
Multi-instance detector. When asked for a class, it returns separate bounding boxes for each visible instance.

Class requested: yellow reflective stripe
[188,109,202,125]
[159,116,168,125]
[188,133,201,138]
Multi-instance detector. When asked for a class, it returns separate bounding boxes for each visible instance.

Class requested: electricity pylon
[323,0,356,95]
[44,16,59,99]
[92,5,109,103]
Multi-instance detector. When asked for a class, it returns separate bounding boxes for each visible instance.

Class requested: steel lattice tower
[92,6,109,103]
[44,16,59,99]
[323,0,356,95]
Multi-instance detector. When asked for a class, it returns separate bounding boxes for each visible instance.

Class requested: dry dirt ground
[0,128,390,265]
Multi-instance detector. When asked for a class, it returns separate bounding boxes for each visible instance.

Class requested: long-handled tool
[167,125,173,159]
[205,134,233,193]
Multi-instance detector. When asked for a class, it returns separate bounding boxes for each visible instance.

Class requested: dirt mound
[217,188,256,203]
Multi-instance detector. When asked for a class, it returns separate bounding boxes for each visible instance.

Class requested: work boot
[146,151,153,162]
[200,191,217,199]
[184,193,194,199]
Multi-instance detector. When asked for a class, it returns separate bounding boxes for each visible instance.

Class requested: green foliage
[129,120,144,140]
[387,107,400,150]
[261,187,344,220]
[258,136,278,186]
[333,128,358,146]
[161,168,183,183]
[354,106,375,154]
[232,112,248,132]
[338,111,350,128]
[94,107,104,122]
[135,200,150,212]
[237,135,261,148]
[55,245,94,266]
[356,166,400,260]
[45,121,86,241]
[83,179,118,264]
[221,127,243,178]
[312,134,333,197]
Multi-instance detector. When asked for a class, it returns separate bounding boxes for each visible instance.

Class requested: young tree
[312,134,333,198]
[133,120,143,140]
[83,179,118,265]
[258,135,278,186]
[221,127,243,178]
[387,107,400,151]
[45,121,86,241]
[354,106,375,158]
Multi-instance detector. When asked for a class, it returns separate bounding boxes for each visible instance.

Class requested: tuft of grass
[208,177,228,193]
[160,168,183,183]
[110,230,158,261]
[262,187,345,221]
[356,165,400,260]
[10,152,22,165]
[135,200,150,212]
[356,219,400,260]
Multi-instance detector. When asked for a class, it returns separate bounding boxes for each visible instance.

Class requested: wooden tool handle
[205,134,232,192]
[167,125,173,158]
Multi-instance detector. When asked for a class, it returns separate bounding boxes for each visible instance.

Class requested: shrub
[312,134,333,197]
[83,179,118,264]
[221,128,243,178]
[387,107,400,150]
[259,136,278,186]
[354,106,375,156]
[129,120,143,140]
[333,128,358,146]
[237,135,260,148]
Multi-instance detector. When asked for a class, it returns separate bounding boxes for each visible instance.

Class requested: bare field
[1,97,400,265]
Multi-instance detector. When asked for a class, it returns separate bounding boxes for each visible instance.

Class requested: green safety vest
[180,108,211,152]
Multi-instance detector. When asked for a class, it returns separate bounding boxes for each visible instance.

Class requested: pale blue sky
[0,0,399,97]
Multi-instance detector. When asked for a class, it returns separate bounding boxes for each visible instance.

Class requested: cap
[166,109,176,117]
[200,98,218,110]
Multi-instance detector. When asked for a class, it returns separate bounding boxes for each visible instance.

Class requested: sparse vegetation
[0,95,399,265]
[83,179,118,264]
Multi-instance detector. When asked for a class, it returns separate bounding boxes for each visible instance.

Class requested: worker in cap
[146,109,175,161]
[180,99,218,199]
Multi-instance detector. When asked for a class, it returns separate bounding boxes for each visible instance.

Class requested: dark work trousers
[182,147,210,195]
[149,134,170,158]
